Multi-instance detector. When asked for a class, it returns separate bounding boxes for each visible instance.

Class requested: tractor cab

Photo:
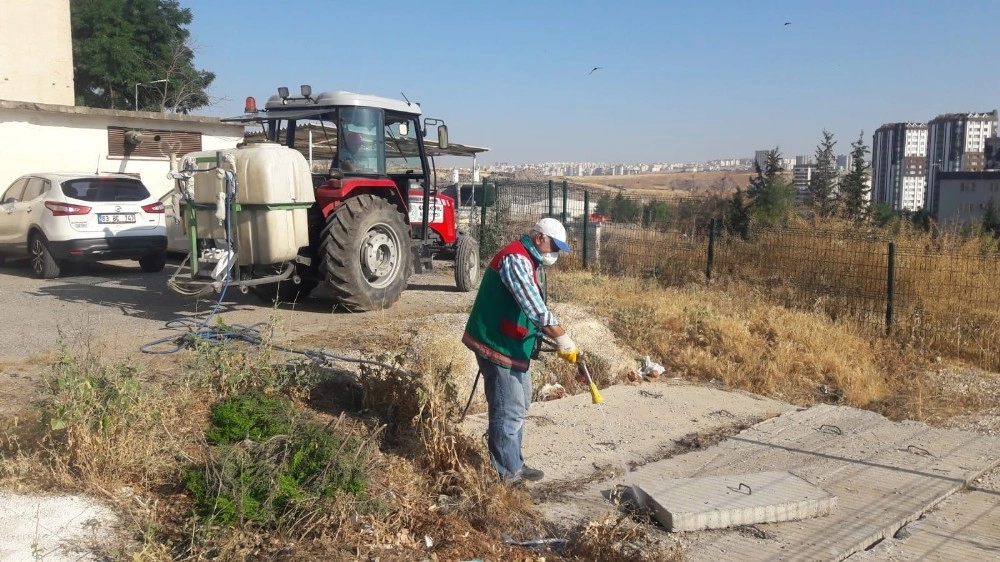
[236,88,447,197]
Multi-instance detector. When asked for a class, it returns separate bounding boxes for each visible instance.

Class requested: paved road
[0,256,465,360]
[0,257,254,359]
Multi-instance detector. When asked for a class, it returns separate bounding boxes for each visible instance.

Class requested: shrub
[183,390,370,531]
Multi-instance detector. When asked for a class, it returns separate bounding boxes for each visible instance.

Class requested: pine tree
[727,187,751,239]
[808,130,839,218]
[840,132,872,222]
[750,149,794,227]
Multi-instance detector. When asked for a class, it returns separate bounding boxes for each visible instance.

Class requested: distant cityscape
[474,109,1000,224]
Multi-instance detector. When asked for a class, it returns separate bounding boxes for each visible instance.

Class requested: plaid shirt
[498,253,558,328]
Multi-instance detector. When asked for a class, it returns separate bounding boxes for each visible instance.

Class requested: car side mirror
[438,125,449,150]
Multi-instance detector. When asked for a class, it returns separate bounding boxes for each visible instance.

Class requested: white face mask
[541,252,559,267]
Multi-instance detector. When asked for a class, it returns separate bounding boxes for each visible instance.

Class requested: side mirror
[438,125,449,150]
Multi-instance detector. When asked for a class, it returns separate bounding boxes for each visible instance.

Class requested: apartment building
[985,136,1000,170]
[936,171,1000,228]
[872,123,928,212]
[927,111,998,214]
[754,150,770,171]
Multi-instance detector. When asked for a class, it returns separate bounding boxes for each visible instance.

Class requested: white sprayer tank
[181,143,315,266]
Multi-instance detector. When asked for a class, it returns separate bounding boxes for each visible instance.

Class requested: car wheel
[29,236,60,279]
[138,251,167,273]
[0,255,6,267]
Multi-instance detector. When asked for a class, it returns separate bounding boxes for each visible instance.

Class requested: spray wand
[576,358,604,404]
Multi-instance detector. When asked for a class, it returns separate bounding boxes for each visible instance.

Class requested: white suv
[0,173,168,278]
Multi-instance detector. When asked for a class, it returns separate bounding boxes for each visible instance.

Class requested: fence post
[583,190,590,270]
[561,180,568,224]
[479,178,488,237]
[885,241,895,336]
[548,180,554,217]
[706,218,716,282]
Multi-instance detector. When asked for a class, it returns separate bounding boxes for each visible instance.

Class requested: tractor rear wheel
[319,194,410,312]
[454,235,480,292]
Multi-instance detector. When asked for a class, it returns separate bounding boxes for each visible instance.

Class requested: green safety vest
[462,235,547,371]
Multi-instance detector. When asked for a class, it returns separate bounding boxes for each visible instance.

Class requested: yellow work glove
[555,334,578,364]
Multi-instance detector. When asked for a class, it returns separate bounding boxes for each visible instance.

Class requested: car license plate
[97,213,136,224]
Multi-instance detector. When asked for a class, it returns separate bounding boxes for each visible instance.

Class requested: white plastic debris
[639,356,665,379]
[538,383,566,401]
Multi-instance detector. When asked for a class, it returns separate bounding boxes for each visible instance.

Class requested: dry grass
[581,216,1000,373]
[549,270,987,423]
[1,336,604,561]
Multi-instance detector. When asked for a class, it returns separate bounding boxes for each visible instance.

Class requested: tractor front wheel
[319,194,411,312]
[454,235,480,292]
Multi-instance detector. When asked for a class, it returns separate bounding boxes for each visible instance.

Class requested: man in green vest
[462,217,579,483]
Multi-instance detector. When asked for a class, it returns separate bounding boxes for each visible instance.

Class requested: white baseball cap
[533,217,571,252]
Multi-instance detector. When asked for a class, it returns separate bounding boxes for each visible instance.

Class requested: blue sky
[187,0,1000,165]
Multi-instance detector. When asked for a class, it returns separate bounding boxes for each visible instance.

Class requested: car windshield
[62,179,150,202]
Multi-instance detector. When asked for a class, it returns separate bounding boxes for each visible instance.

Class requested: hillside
[559,171,757,196]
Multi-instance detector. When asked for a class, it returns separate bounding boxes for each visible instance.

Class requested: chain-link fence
[467,178,1000,371]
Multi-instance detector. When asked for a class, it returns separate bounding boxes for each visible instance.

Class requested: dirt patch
[565,171,757,196]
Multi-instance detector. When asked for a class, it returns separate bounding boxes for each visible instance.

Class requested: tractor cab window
[337,107,383,175]
[384,113,425,177]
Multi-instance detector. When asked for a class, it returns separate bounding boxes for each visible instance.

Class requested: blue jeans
[477,355,532,481]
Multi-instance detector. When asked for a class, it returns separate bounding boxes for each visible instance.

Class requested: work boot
[519,465,544,482]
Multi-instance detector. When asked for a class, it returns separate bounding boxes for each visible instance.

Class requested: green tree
[871,203,897,228]
[982,197,1000,237]
[643,200,672,229]
[909,208,934,232]
[749,149,795,227]
[71,0,215,112]
[727,187,751,239]
[595,194,614,216]
[808,130,839,218]
[840,132,872,222]
[610,191,642,222]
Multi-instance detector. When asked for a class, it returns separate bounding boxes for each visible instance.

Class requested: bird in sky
[589,66,603,74]
[784,22,792,25]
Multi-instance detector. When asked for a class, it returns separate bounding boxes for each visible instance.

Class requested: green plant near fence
[475,178,1000,372]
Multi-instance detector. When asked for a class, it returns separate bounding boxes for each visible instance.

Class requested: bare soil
[563,171,756,196]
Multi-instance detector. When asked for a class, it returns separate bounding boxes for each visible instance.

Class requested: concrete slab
[529,403,1000,561]
[845,485,1000,561]
[635,471,837,532]
[629,404,1000,562]
[459,381,798,485]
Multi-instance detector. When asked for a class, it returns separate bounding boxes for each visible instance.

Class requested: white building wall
[0,103,244,200]
[904,129,927,157]
[901,176,927,212]
[0,0,74,105]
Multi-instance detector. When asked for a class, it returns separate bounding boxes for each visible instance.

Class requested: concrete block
[634,471,837,532]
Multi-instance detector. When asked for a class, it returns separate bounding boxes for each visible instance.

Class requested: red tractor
[167,86,481,311]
